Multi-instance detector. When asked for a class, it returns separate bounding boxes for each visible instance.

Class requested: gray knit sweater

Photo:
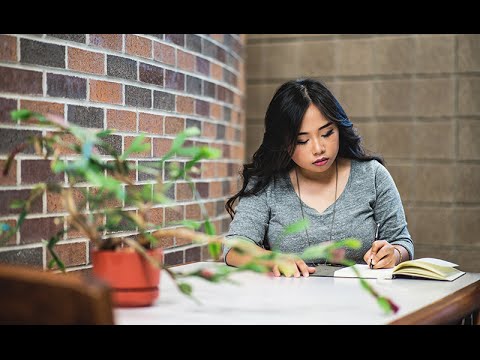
[224,159,414,264]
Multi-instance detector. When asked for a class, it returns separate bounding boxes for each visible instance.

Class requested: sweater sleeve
[222,181,271,263]
[373,163,414,260]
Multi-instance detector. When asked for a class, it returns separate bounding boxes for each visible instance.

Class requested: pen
[370,222,380,269]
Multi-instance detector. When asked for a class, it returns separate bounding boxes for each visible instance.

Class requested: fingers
[295,259,312,277]
[272,264,281,277]
[370,241,396,269]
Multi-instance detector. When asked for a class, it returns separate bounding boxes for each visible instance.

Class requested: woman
[224,78,414,277]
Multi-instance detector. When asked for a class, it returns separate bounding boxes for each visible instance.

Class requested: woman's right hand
[272,258,316,278]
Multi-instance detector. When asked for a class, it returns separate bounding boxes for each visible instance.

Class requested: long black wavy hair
[226,78,384,218]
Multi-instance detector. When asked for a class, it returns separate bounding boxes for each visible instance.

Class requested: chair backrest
[0,263,115,325]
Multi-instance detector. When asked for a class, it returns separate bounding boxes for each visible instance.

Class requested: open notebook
[311,258,465,281]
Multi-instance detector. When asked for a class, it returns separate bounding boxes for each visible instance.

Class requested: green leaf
[335,237,362,249]
[240,262,269,273]
[10,200,26,209]
[178,282,193,296]
[283,218,310,235]
[208,241,222,259]
[96,129,113,138]
[121,135,150,160]
[11,109,33,121]
[376,297,392,314]
[204,219,216,235]
[173,220,201,230]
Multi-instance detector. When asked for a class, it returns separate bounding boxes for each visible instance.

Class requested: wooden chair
[0,263,115,325]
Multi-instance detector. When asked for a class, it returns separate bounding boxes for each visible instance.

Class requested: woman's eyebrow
[297,121,333,136]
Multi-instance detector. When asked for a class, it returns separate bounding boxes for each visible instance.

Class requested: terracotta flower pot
[92,248,163,307]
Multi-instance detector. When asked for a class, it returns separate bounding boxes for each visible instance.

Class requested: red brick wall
[0,34,246,270]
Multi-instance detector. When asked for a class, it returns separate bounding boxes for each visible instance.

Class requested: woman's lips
[313,159,328,166]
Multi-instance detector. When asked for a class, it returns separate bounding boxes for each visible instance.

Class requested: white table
[114,261,480,325]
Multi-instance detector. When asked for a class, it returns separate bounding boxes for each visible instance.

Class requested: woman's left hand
[363,240,397,269]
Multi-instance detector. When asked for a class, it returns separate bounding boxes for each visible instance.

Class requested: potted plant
[0,110,398,313]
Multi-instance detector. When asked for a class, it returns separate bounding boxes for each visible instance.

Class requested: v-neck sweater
[224,159,414,264]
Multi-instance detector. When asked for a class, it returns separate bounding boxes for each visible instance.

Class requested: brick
[146,207,163,229]
[455,164,480,203]
[89,34,122,51]
[68,47,104,75]
[0,66,42,95]
[165,70,184,91]
[196,57,209,76]
[458,35,480,72]
[48,34,85,43]
[177,50,194,72]
[97,135,122,155]
[164,250,184,266]
[0,97,17,124]
[374,80,414,116]
[186,76,202,95]
[20,217,63,244]
[125,184,151,206]
[107,55,137,81]
[0,219,16,246]
[148,34,164,40]
[47,73,87,99]
[126,34,152,59]
[458,77,480,115]
[203,80,215,98]
[195,100,209,116]
[106,210,137,233]
[186,34,201,52]
[185,203,201,220]
[47,241,87,269]
[210,62,223,81]
[107,109,136,132]
[176,96,194,115]
[456,208,480,247]
[164,116,184,135]
[176,182,193,201]
[415,164,454,202]
[202,122,216,139]
[409,207,454,246]
[414,121,454,160]
[139,112,163,135]
[184,246,201,262]
[89,80,122,105]
[210,103,221,120]
[0,34,17,62]
[20,39,65,68]
[47,188,86,213]
[66,214,103,239]
[153,42,175,66]
[0,247,43,267]
[203,39,217,59]
[125,85,152,108]
[216,124,226,140]
[67,105,103,129]
[222,144,230,158]
[335,81,373,118]
[124,136,151,157]
[153,91,175,111]
[139,63,164,86]
[211,34,223,43]
[413,78,454,117]
[165,205,183,224]
[201,162,215,178]
[138,160,157,181]
[165,34,184,47]
[0,159,16,186]
[21,159,64,184]
[373,37,414,75]
[186,118,200,131]
[0,129,39,155]
[223,69,236,86]
[223,107,231,122]
[196,182,209,198]
[152,138,172,157]
[416,35,455,73]
[459,120,480,160]
[20,100,64,118]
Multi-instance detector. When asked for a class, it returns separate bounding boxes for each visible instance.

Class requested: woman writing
[224,78,414,277]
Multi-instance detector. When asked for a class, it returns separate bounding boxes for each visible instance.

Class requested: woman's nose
[312,138,325,155]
